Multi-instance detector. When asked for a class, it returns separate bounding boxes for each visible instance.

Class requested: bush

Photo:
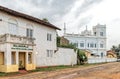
[77,49,87,65]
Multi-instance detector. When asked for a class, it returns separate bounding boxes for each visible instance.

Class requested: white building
[64,24,107,58]
[0,6,77,72]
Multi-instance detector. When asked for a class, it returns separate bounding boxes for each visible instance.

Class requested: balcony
[0,34,35,45]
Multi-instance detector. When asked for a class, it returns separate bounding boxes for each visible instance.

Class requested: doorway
[19,52,25,70]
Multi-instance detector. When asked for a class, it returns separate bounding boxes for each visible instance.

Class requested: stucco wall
[36,47,77,67]
[0,11,57,67]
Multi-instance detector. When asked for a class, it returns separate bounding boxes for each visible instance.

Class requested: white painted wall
[88,58,117,63]
[36,47,77,66]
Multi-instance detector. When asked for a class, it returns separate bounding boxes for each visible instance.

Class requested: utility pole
[63,23,66,36]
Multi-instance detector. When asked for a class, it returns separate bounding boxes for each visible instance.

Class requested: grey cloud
[0,0,76,23]
[30,0,76,22]
[77,15,93,28]
[0,0,102,27]
[75,0,103,17]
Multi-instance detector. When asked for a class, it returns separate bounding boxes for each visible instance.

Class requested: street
[1,62,120,79]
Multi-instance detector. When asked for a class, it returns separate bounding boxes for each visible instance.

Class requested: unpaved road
[1,62,120,79]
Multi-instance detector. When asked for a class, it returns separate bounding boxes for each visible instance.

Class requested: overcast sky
[0,0,120,49]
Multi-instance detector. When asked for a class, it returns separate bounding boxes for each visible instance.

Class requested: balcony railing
[0,34,35,45]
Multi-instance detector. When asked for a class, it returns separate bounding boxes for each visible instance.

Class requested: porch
[0,34,36,72]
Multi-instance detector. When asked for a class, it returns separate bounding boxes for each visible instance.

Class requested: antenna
[64,23,66,35]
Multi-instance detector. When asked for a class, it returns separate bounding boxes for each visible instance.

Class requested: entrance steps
[19,70,28,74]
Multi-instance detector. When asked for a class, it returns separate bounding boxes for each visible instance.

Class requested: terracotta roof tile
[0,5,61,30]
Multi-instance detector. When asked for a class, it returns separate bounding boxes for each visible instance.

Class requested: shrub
[77,49,87,65]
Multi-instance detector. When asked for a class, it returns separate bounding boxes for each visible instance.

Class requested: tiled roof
[0,5,61,30]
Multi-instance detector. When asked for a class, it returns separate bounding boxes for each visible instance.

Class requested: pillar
[26,52,28,64]
[16,51,19,65]
[5,43,11,65]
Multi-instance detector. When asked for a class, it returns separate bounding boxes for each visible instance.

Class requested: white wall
[36,47,77,67]
[88,58,117,64]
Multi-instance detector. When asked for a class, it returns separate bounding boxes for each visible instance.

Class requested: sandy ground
[1,62,120,79]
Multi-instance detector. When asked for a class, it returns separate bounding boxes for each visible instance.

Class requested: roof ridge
[0,5,60,30]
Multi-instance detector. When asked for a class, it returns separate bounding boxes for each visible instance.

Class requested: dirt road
[1,62,120,79]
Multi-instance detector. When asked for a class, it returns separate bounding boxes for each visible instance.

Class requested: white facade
[64,24,107,58]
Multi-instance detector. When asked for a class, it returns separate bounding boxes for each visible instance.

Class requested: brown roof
[0,5,61,30]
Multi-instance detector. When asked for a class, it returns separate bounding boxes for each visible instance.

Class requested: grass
[29,65,76,72]
[0,72,19,77]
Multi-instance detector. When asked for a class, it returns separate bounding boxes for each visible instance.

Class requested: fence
[88,58,117,63]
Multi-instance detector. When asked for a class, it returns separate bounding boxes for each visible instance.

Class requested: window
[88,43,89,47]
[30,29,33,37]
[90,43,94,48]
[95,44,97,48]
[8,19,18,35]
[47,33,52,41]
[94,32,96,36]
[47,50,53,57]
[26,28,33,38]
[100,32,103,36]
[101,53,103,57]
[100,44,104,48]
[80,43,84,47]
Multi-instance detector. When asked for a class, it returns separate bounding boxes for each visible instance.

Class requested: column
[16,51,19,65]
[32,52,35,64]
[26,52,28,64]
[5,43,11,65]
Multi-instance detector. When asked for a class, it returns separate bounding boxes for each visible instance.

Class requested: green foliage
[0,72,19,76]
[77,49,87,65]
[111,44,120,58]
[57,36,61,47]
[29,65,75,72]
[57,36,77,51]
[42,18,49,22]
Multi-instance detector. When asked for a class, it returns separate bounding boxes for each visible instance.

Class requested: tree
[57,36,61,47]
[42,18,49,22]
[111,44,120,58]
[77,49,87,65]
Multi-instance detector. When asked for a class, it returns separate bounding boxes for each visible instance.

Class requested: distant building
[107,50,117,58]
[64,24,107,58]
[60,36,69,46]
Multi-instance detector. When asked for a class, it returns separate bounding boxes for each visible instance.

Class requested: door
[0,52,4,65]
[19,52,25,69]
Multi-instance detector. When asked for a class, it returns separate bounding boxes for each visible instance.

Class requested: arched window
[26,24,33,38]
[8,18,18,35]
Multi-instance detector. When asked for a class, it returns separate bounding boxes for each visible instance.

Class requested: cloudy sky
[0,0,120,49]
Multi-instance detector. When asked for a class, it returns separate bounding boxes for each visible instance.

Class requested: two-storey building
[64,24,107,58]
[0,5,60,72]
